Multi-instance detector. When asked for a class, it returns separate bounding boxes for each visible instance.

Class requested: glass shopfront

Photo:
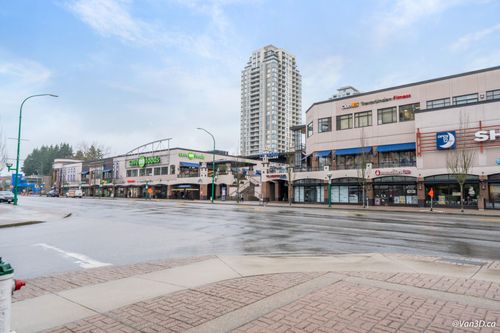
[172,184,200,200]
[374,176,418,206]
[330,178,362,204]
[486,174,500,209]
[424,174,479,208]
[294,179,324,203]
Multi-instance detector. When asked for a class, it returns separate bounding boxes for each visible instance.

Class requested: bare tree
[74,141,111,161]
[356,128,370,208]
[446,113,476,213]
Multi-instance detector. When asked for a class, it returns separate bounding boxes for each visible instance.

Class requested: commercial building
[240,45,302,156]
[263,66,500,209]
[53,146,264,201]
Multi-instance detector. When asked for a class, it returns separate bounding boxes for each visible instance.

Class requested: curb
[37,196,499,218]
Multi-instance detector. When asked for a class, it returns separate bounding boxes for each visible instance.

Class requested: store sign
[496,158,500,165]
[129,156,161,168]
[178,152,205,160]
[474,129,500,142]
[267,174,287,179]
[341,102,360,110]
[374,169,412,176]
[341,94,411,109]
[436,131,456,150]
[260,151,279,159]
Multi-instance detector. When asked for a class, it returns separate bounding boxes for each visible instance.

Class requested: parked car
[65,189,83,198]
[46,190,59,197]
[0,191,14,203]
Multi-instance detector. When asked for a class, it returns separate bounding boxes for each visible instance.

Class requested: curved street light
[13,94,58,205]
[196,128,215,203]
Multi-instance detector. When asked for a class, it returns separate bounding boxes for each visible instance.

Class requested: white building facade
[240,45,302,156]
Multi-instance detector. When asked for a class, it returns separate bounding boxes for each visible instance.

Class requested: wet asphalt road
[1,196,500,278]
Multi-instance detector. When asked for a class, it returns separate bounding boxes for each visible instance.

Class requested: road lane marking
[33,243,112,269]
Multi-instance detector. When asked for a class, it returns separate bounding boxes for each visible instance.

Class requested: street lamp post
[13,94,58,205]
[197,128,215,203]
[327,173,332,208]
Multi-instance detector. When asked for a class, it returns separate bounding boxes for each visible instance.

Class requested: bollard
[0,258,24,333]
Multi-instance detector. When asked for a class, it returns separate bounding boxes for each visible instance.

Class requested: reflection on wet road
[1,197,499,277]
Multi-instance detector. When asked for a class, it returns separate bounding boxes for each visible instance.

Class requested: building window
[170,165,176,175]
[378,151,416,168]
[139,169,146,176]
[126,169,138,177]
[399,103,419,122]
[161,167,169,175]
[486,89,500,100]
[426,98,450,109]
[318,156,331,169]
[336,154,367,170]
[154,167,161,176]
[318,117,331,133]
[377,107,397,125]
[452,93,478,105]
[336,114,353,130]
[354,111,372,128]
[307,122,313,137]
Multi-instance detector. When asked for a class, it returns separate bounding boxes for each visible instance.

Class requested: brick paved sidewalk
[13,256,214,302]
[39,268,500,333]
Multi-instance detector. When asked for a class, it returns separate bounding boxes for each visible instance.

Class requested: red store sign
[374,169,412,176]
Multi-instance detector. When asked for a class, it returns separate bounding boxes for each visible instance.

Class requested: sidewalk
[12,254,500,333]
[0,202,71,228]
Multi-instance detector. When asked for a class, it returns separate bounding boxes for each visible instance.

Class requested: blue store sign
[436,131,456,150]
[496,158,500,165]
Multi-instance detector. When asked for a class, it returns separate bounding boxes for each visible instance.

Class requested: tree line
[22,142,109,176]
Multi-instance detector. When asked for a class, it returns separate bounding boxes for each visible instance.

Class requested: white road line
[33,243,112,269]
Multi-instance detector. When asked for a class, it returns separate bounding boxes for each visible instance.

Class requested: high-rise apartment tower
[240,45,302,156]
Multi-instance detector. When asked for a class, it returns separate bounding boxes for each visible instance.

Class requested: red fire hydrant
[0,258,25,333]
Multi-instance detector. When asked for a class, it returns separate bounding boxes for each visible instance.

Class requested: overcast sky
[1,0,499,166]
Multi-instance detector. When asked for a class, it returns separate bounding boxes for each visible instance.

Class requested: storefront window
[293,179,324,203]
[486,174,500,209]
[424,174,479,208]
[374,176,418,206]
[488,184,500,209]
[399,103,419,122]
[331,185,361,203]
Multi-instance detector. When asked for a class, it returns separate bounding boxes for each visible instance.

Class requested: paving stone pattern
[345,272,500,301]
[43,272,322,333]
[232,280,500,333]
[13,256,214,302]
